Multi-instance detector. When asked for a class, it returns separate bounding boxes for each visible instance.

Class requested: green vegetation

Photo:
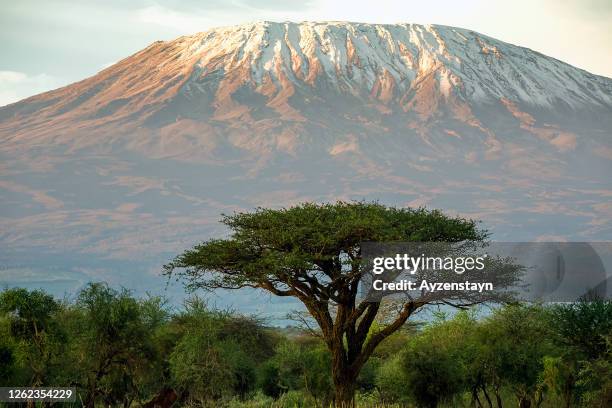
[1,285,610,407]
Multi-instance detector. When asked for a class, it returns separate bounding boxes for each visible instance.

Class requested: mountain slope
[0,22,610,302]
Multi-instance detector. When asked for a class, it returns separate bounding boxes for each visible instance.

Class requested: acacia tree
[165,202,518,406]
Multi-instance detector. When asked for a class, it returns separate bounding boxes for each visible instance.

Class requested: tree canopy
[1,284,610,407]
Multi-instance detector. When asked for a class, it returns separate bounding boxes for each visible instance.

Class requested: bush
[1,286,610,408]
[274,390,317,407]
[375,355,410,405]
[227,391,275,408]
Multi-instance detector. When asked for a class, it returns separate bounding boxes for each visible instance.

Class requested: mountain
[0,22,611,308]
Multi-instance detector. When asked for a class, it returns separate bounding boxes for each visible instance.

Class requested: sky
[1,0,611,106]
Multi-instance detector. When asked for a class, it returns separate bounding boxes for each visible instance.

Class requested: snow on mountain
[180,21,612,107]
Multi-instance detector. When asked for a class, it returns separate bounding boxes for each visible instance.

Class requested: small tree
[168,297,275,404]
[165,202,519,406]
[545,299,612,406]
[550,299,612,361]
[0,288,65,388]
[399,312,477,408]
[479,305,556,408]
[261,338,333,404]
[73,283,160,408]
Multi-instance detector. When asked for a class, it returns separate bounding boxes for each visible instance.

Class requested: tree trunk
[563,377,573,408]
[330,333,358,408]
[142,387,178,408]
[85,378,97,408]
[331,356,357,408]
[472,388,484,408]
[482,386,494,408]
[333,378,356,408]
[517,395,531,408]
[495,392,503,408]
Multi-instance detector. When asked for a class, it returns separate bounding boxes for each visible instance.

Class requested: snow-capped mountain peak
[2,21,611,141]
[170,21,611,108]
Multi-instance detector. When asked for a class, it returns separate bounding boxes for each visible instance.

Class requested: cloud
[0,180,64,209]
[559,0,612,19]
[115,203,142,213]
[135,5,214,33]
[0,71,28,83]
[104,175,165,195]
[133,1,317,33]
[0,70,64,106]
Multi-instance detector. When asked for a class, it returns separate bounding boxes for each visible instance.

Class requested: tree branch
[350,300,423,372]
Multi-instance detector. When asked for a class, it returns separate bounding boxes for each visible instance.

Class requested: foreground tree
[73,283,163,408]
[165,202,519,406]
[545,299,612,407]
[478,305,556,408]
[168,297,275,404]
[0,288,65,389]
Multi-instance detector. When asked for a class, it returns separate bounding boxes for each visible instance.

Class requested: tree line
[1,284,610,407]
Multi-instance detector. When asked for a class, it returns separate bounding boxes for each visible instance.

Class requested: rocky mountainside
[0,22,610,305]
